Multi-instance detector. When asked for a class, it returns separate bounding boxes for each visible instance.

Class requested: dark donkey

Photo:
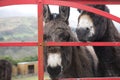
[43,5,98,79]
[0,59,12,80]
[76,5,120,77]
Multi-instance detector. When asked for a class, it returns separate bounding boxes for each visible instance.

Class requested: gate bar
[45,42,120,46]
[38,0,44,80]
[60,77,120,80]
[60,0,120,4]
[1,0,120,7]
[0,42,120,47]
[0,42,37,46]
[43,0,120,23]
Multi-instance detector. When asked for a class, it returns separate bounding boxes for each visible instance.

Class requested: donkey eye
[44,34,50,40]
[59,32,69,41]
[43,34,47,40]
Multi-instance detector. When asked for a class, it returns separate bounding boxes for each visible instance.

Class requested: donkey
[43,5,98,79]
[76,5,120,77]
[0,59,12,80]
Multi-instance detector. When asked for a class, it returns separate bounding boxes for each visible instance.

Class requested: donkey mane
[102,19,120,41]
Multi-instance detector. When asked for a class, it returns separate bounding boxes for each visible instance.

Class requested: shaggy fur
[0,59,12,80]
[76,5,120,76]
[43,5,98,79]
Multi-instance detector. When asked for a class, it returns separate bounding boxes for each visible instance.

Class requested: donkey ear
[93,5,110,13]
[43,5,51,23]
[59,6,70,21]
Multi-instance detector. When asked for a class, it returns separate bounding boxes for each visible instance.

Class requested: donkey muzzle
[47,65,62,79]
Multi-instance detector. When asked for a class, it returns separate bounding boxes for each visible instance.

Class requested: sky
[0,4,120,30]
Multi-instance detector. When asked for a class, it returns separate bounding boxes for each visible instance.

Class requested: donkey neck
[93,20,120,76]
[96,20,120,42]
[93,20,120,64]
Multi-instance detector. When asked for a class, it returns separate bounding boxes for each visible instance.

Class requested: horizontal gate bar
[0,42,120,47]
[0,42,37,47]
[45,42,120,46]
[0,0,120,7]
[0,0,37,6]
[60,77,120,80]
[59,0,120,4]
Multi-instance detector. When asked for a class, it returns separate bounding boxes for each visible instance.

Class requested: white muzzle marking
[47,53,62,67]
[78,14,95,37]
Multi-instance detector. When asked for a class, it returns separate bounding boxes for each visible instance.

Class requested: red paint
[59,77,120,80]
[57,0,120,4]
[0,0,37,6]
[0,42,37,46]
[38,2,44,80]
[43,0,120,23]
[0,42,120,47]
[45,42,120,46]
[1,0,120,7]
[0,0,120,80]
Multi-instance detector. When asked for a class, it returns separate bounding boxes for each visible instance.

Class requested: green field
[12,74,50,80]
[12,75,38,80]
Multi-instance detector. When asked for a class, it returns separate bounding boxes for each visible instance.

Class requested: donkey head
[76,5,110,41]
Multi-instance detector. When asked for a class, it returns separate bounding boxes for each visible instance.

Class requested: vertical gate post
[38,0,44,80]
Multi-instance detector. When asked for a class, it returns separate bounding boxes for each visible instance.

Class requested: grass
[12,75,38,80]
[12,73,50,80]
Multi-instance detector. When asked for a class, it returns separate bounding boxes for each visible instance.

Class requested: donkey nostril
[86,27,90,31]
[47,65,61,78]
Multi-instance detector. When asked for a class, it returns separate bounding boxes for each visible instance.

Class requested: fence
[0,0,120,80]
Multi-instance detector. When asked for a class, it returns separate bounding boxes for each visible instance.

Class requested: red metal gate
[0,0,120,80]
